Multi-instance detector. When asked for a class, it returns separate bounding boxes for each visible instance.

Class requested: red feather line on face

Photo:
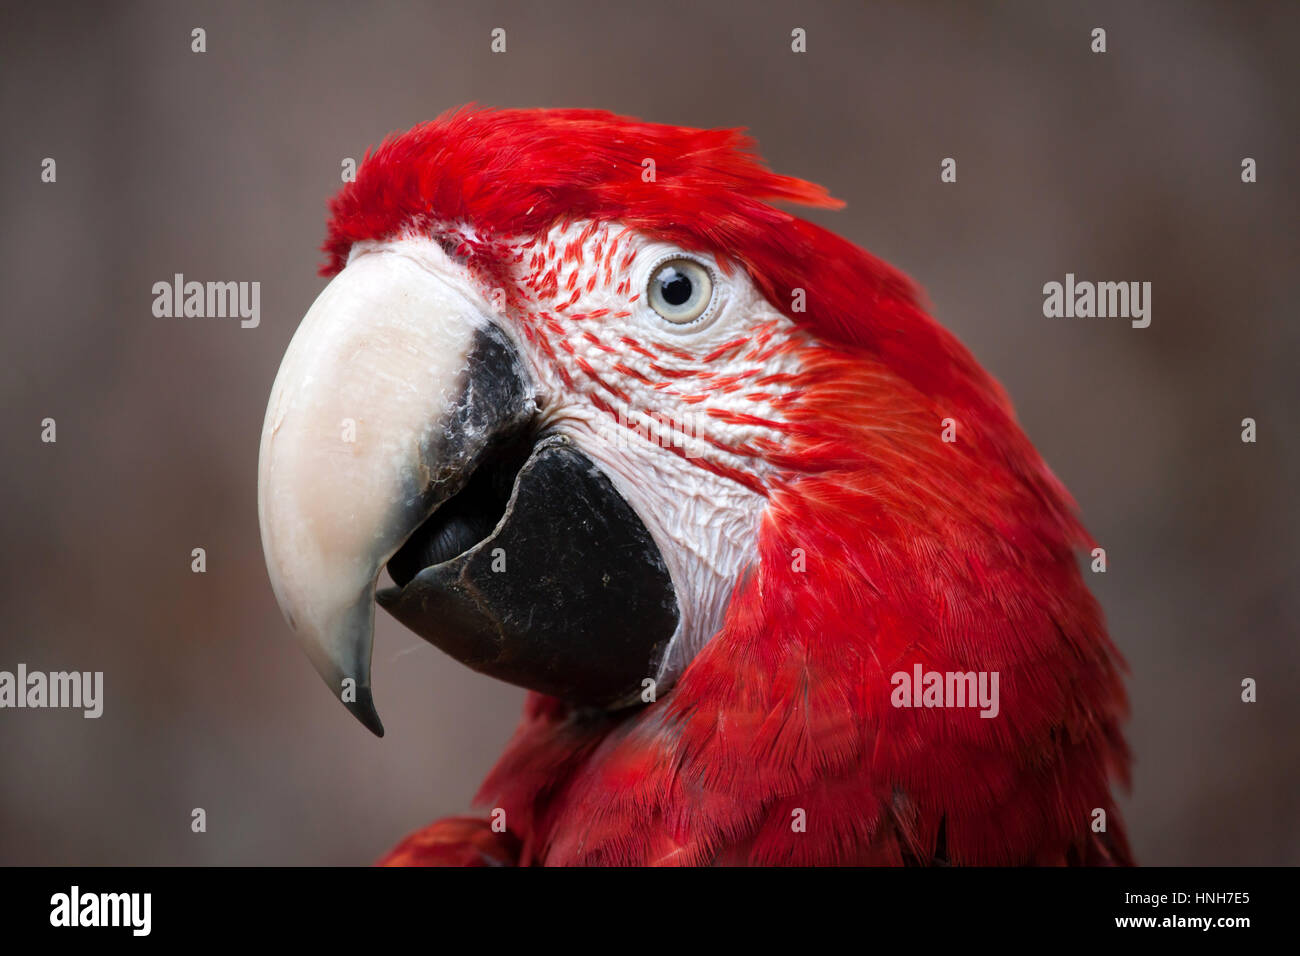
[323,107,1049,492]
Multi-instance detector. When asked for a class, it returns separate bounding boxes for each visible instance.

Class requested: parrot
[257,106,1132,866]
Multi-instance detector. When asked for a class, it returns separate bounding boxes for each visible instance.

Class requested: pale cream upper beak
[257,241,513,735]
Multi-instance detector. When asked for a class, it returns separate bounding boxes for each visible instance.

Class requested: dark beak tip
[345,687,386,738]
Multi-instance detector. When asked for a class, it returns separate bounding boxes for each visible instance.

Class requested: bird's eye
[647,258,713,325]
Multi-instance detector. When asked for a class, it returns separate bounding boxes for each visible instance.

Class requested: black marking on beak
[378,435,680,708]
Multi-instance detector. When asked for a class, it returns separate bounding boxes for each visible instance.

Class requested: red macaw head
[258,107,1129,865]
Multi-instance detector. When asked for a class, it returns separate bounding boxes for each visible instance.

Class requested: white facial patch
[460,219,809,688]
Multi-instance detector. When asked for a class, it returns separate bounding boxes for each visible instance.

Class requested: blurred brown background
[1,0,1295,865]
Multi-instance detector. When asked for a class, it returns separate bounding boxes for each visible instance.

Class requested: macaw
[257,106,1132,866]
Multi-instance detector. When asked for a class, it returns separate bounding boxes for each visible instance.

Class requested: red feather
[332,108,1131,866]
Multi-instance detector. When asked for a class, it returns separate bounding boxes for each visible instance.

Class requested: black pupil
[659,268,693,307]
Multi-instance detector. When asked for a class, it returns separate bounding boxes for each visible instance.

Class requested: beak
[259,242,678,736]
